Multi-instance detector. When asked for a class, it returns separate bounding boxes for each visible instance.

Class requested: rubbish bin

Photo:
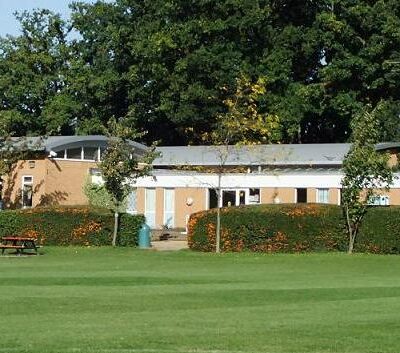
[138,223,151,249]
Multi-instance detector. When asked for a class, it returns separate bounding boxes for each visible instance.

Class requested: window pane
[249,188,260,204]
[317,188,329,204]
[66,147,82,159]
[164,189,175,228]
[22,184,33,207]
[23,176,33,184]
[126,189,137,214]
[369,195,390,206]
[145,188,156,228]
[84,147,98,161]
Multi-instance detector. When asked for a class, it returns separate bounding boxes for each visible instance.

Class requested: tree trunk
[345,206,356,254]
[216,173,222,253]
[112,211,119,247]
[348,234,355,254]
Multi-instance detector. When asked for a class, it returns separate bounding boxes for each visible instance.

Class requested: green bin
[138,223,151,249]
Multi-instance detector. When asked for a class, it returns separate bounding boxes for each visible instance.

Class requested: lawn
[1,248,400,353]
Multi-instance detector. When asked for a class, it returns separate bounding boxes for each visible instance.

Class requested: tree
[341,104,394,254]
[312,0,400,143]
[0,10,72,136]
[98,119,156,246]
[203,74,279,253]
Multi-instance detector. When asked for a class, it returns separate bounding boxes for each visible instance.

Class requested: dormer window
[53,146,101,162]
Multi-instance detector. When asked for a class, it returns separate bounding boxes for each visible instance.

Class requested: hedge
[188,204,400,254]
[0,206,145,246]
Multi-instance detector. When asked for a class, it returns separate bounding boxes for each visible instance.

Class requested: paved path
[150,240,188,251]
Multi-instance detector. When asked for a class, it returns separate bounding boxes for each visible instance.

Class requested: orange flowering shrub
[0,206,144,246]
[188,204,400,254]
[188,204,345,253]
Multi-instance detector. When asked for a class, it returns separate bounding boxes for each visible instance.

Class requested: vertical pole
[112,211,119,246]
[216,173,222,253]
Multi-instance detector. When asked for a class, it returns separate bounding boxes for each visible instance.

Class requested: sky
[0,0,99,37]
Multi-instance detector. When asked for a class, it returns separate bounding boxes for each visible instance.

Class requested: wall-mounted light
[28,160,35,169]
[186,197,194,206]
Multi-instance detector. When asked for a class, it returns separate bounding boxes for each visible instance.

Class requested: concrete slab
[150,240,188,251]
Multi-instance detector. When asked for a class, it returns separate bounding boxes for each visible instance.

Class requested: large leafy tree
[0,10,73,136]
[1,1,400,144]
[312,0,400,142]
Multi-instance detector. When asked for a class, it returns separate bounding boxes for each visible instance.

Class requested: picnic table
[0,236,40,255]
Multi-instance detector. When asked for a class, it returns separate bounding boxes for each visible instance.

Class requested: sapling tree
[203,74,280,253]
[341,105,394,254]
[98,118,156,246]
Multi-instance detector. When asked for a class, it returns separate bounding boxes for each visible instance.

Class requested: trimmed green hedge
[188,204,400,254]
[0,206,145,246]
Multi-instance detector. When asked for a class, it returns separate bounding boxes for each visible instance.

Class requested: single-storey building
[2,136,399,229]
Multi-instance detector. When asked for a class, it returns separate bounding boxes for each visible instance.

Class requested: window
[66,147,82,159]
[249,188,260,204]
[368,195,390,206]
[22,176,33,208]
[317,188,329,204]
[296,188,307,203]
[145,188,156,228]
[83,147,99,161]
[163,189,175,228]
[126,189,137,214]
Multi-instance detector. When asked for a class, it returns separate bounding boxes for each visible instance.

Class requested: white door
[145,188,156,228]
[164,188,175,228]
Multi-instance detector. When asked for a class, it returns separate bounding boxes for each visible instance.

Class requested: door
[163,188,175,228]
[222,190,236,207]
[145,188,156,228]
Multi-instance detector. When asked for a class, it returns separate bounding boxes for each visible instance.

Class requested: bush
[188,204,400,254]
[0,206,144,246]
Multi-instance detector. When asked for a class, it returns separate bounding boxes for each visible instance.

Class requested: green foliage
[188,204,400,254]
[0,206,144,246]
[204,75,281,145]
[83,178,127,212]
[188,204,346,253]
[341,104,394,253]
[98,118,155,211]
[98,118,156,245]
[1,2,400,144]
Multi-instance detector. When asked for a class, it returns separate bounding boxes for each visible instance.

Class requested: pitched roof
[154,144,352,167]
[10,136,148,152]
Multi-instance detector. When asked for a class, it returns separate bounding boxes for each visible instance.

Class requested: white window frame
[21,175,33,209]
[54,146,101,162]
[144,188,157,228]
[316,188,329,204]
[126,189,138,215]
[368,195,390,206]
[163,188,175,228]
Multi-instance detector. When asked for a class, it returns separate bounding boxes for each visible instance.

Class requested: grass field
[1,247,400,353]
